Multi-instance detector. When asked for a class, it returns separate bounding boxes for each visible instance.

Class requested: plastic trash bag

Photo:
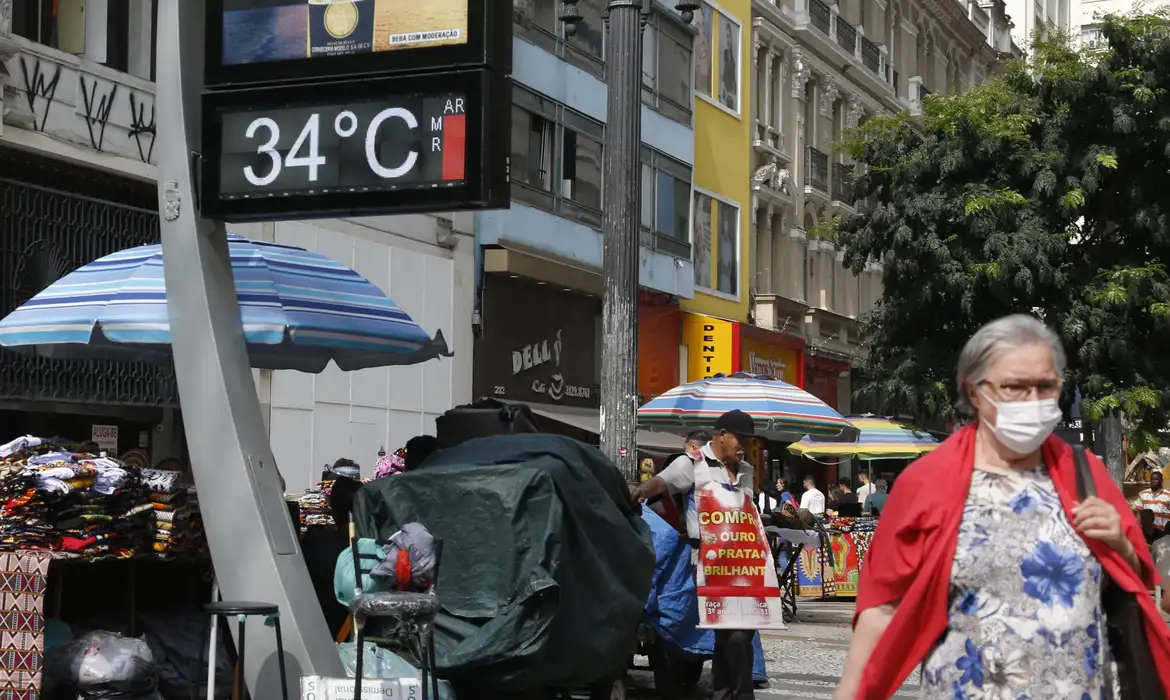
[1152,537,1170,581]
[334,538,392,606]
[336,641,456,700]
[137,608,234,700]
[371,523,437,591]
[43,631,162,700]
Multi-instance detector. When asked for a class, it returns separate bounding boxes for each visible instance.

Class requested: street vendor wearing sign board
[632,409,784,700]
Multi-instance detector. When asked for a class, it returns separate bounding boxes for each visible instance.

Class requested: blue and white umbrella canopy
[0,235,452,373]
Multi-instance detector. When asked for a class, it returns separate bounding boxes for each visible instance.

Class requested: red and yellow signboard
[680,313,806,386]
[740,336,800,385]
[681,313,736,380]
[695,484,785,629]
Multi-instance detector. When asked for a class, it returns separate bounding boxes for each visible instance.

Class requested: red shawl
[854,424,1170,699]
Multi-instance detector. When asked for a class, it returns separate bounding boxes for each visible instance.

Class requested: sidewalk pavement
[754,600,918,699]
[628,599,919,699]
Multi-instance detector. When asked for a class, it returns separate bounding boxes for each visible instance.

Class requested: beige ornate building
[748,0,1019,399]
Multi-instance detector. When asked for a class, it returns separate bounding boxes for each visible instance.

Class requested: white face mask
[981,392,1063,454]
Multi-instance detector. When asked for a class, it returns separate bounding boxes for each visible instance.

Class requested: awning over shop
[518,402,685,454]
[483,244,603,296]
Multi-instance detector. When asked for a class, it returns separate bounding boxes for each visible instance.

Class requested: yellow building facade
[679,0,753,381]
[684,0,752,325]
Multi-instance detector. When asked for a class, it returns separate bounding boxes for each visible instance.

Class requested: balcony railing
[836,20,857,54]
[832,163,854,203]
[810,0,831,35]
[805,147,829,193]
[798,0,899,95]
[861,37,880,74]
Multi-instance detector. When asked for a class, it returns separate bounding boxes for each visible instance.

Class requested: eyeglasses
[980,378,1064,401]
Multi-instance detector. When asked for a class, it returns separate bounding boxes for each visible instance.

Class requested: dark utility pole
[560,0,699,480]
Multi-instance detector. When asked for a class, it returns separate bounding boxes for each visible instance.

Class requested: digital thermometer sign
[216,93,467,198]
[200,69,508,221]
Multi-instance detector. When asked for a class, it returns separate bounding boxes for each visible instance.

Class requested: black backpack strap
[1072,445,1097,501]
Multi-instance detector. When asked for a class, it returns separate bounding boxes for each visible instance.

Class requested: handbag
[1072,445,1166,700]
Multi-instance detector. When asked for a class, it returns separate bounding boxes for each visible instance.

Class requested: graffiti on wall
[12,53,156,165]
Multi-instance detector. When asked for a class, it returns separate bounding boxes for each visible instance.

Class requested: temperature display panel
[216,94,467,197]
[200,68,509,221]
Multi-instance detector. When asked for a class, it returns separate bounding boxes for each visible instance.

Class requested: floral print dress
[920,467,1116,700]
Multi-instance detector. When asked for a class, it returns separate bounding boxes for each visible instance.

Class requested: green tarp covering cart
[351,434,655,697]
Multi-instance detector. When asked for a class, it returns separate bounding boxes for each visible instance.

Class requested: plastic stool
[193,601,289,700]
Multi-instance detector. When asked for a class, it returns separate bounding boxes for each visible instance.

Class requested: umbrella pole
[866,461,873,514]
[155,1,343,692]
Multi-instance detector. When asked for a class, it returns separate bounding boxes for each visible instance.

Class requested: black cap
[714,409,756,438]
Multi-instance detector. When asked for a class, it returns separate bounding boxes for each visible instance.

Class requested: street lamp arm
[559,0,703,33]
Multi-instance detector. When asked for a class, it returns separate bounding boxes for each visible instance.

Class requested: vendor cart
[351,428,650,700]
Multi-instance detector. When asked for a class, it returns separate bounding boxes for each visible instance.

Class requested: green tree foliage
[838,14,1170,447]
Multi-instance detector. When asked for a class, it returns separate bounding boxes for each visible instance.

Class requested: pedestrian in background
[1135,469,1170,532]
[864,479,888,516]
[836,314,1170,699]
[856,471,876,508]
[799,475,825,516]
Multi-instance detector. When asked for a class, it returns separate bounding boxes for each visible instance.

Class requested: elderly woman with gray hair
[834,314,1170,699]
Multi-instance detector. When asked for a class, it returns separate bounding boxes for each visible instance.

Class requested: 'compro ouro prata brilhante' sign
[200,1,510,221]
[694,484,788,630]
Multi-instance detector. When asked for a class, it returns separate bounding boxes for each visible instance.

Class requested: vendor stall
[795,516,877,599]
[0,434,212,700]
[789,416,939,599]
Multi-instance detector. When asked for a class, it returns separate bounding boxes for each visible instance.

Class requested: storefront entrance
[473,274,600,409]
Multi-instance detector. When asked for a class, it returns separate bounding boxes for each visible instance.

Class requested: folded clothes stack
[185,485,207,553]
[0,436,155,557]
[140,469,205,558]
[823,515,878,533]
[296,479,338,534]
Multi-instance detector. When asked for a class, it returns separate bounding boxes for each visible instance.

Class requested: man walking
[632,409,759,700]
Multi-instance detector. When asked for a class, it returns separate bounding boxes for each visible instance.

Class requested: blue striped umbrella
[637,372,854,439]
[0,235,452,373]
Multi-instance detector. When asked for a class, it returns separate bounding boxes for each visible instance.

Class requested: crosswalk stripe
[757,675,918,699]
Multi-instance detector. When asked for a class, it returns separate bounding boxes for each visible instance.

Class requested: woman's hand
[1074,496,1131,556]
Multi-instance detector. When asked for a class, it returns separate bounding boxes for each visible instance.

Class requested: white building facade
[1074,0,1156,47]
[0,1,472,492]
[748,0,1018,376]
[1006,0,1070,49]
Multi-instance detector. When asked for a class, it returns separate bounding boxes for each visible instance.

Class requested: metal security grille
[0,147,179,407]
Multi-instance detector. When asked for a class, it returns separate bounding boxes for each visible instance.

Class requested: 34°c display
[214,92,468,199]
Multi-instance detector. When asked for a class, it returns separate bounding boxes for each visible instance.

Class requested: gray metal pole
[599,0,643,481]
[155,1,344,695]
[560,0,697,481]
